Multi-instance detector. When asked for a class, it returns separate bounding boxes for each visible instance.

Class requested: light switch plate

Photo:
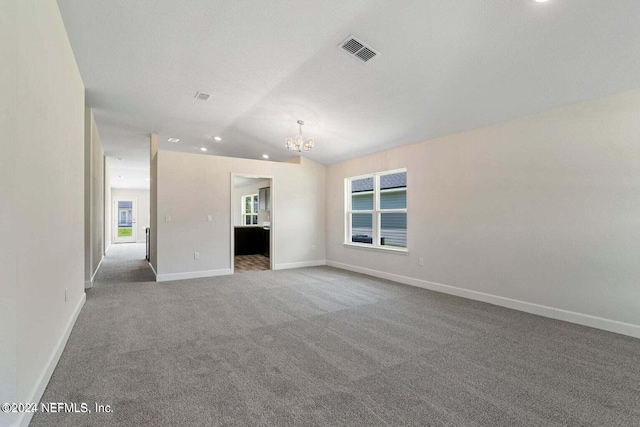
[165,215,171,222]
[207,215,212,222]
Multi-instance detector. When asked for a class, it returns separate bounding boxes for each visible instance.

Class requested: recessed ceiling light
[168,138,180,143]
[145,178,150,181]
[532,0,550,2]
[200,147,208,152]
[117,157,124,161]
[262,154,269,159]
[214,136,222,141]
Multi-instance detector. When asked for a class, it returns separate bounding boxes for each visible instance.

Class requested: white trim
[343,243,409,254]
[156,268,232,282]
[230,173,276,273]
[326,260,640,339]
[346,168,407,251]
[104,242,111,255]
[84,255,104,289]
[148,261,157,279]
[274,260,327,270]
[15,293,86,427]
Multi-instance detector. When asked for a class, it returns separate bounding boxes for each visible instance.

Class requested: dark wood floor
[235,254,270,272]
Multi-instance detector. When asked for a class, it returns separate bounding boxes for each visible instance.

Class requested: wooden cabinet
[262,228,270,257]
[234,227,254,256]
[259,187,270,211]
[235,227,270,257]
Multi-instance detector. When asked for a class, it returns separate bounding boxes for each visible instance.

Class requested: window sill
[343,242,409,254]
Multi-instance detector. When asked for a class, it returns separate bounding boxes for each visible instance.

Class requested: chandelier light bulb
[284,120,315,153]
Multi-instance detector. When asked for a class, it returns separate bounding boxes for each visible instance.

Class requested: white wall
[0,1,18,423]
[1,1,86,426]
[232,178,271,226]
[326,89,640,338]
[84,108,105,288]
[150,134,158,272]
[156,152,325,280]
[112,189,150,243]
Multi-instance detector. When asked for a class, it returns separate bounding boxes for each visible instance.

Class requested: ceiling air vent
[194,91,210,101]
[339,35,379,63]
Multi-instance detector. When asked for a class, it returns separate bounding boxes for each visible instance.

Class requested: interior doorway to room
[114,198,137,243]
[231,175,273,272]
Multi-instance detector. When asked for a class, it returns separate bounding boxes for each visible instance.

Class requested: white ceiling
[233,176,268,189]
[57,0,640,189]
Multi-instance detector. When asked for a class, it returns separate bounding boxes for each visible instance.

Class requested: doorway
[230,174,273,272]
[114,197,137,243]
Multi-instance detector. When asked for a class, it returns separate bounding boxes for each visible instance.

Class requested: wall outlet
[194,252,199,260]
[165,215,172,222]
[418,257,424,266]
[64,288,68,302]
[207,215,212,222]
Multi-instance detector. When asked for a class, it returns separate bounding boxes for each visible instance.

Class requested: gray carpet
[31,243,640,426]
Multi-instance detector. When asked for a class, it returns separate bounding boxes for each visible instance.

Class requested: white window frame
[241,193,259,225]
[344,168,408,253]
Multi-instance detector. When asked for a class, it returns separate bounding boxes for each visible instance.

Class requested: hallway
[93,243,155,286]
[31,243,157,426]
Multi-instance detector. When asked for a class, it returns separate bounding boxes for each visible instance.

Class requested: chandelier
[285,120,314,152]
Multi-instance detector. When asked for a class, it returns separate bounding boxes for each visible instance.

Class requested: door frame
[113,197,138,243]
[230,173,274,273]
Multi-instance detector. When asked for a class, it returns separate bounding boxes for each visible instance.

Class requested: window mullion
[374,174,380,246]
[346,179,351,244]
[345,169,407,250]
[378,209,407,213]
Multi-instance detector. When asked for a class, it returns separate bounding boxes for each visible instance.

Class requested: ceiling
[233,176,268,189]
[57,0,640,190]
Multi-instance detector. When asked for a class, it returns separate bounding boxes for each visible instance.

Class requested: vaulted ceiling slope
[58,0,640,174]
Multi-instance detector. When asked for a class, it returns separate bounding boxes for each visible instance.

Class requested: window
[242,194,258,225]
[346,169,407,251]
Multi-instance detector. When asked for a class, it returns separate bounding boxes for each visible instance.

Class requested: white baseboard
[156,268,232,282]
[104,242,111,255]
[84,256,104,289]
[326,260,640,339]
[274,260,327,270]
[15,293,86,427]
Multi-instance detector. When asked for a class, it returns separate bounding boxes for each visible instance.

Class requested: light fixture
[168,138,180,143]
[285,120,314,152]
[214,136,222,141]
[262,154,269,159]
[200,147,208,152]
[194,92,210,101]
[532,0,549,2]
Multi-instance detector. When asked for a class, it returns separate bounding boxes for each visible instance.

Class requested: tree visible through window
[242,194,258,225]
[346,169,407,249]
